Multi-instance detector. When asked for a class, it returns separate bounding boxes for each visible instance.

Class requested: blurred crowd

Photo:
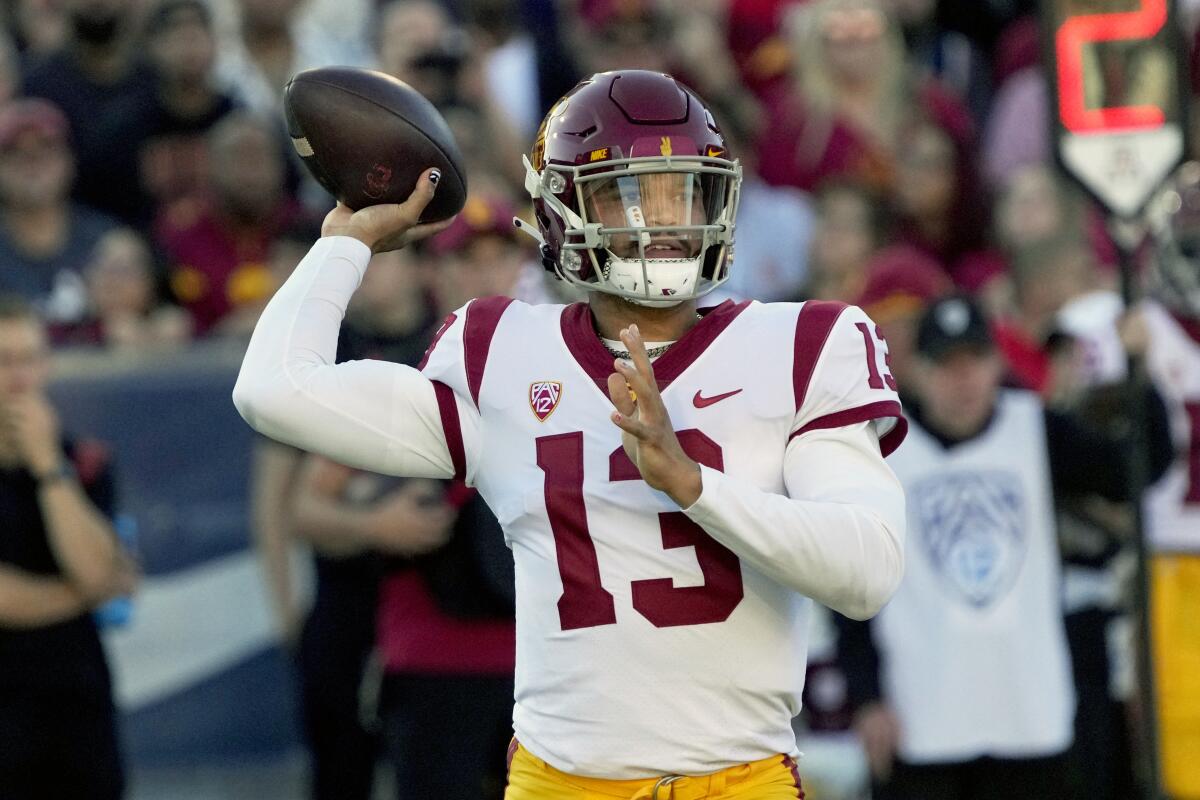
[1,0,1199,798]
[0,0,1188,358]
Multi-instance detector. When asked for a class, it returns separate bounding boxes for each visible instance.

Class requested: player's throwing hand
[321,168,456,254]
[606,324,703,508]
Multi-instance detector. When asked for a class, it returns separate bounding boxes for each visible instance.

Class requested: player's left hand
[607,325,703,508]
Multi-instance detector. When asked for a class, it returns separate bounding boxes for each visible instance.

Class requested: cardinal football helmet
[519,70,741,306]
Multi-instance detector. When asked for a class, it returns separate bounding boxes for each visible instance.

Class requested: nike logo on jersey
[693,388,743,408]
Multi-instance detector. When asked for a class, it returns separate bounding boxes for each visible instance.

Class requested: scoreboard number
[1046,0,1187,217]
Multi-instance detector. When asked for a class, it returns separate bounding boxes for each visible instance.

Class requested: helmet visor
[580,171,728,260]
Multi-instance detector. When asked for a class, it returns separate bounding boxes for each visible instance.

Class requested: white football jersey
[1143,301,1200,553]
[419,296,905,778]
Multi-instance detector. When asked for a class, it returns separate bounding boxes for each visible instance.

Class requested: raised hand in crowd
[363,480,455,557]
[291,455,455,559]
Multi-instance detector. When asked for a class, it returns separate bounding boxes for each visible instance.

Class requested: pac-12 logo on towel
[529,381,563,422]
[912,471,1027,609]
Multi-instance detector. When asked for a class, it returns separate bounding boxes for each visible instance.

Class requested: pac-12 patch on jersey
[529,381,563,421]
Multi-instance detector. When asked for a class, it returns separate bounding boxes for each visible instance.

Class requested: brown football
[283,67,467,221]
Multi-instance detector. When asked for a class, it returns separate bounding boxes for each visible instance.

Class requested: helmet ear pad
[533,198,598,282]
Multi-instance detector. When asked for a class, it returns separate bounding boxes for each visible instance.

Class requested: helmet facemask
[526,153,741,307]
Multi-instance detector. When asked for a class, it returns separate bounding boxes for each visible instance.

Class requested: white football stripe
[103,550,312,710]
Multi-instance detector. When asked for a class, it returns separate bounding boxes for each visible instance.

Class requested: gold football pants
[504,741,804,799]
[1153,554,1200,799]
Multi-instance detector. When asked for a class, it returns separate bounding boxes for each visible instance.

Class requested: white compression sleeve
[683,422,906,620]
[233,236,473,479]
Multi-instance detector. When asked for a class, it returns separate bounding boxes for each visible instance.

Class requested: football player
[234,70,907,798]
[1144,163,1200,800]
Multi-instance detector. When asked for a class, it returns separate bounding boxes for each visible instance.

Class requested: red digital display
[1055,0,1168,133]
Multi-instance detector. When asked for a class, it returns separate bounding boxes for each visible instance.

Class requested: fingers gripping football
[321,168,455,253]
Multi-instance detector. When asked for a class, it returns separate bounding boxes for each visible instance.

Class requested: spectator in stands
[891,115,989,280]
[855,244,951,392]
[710,104,816,303]
[51,228,191,350]
[466,0,552,140]
[836,295,1171,800]
[292,455,455,800]
[7,0,68,57]
[804,181,886,302]
[994,166,1078,254]
[23,0,154,212]
[993,235,1104,397]
[375,480,515,800]
[217,0,372,118]
[567,0,670,74]
[435,106,522,198]
[93,0,237,225]
[993,165,1116,271]
[297,0,374,64]
[426,193,555,308]
[724,0,804,99]
[885,0,990,121]
[157,111,303,336]
[377,0,467,109]
[369,221,517,800]
[569,0,758,155]
[981,54,1047,187]
[757,0,973,193]
[958,165,1116,321]
[375,1,526,191]
[0,99,116,326]
[0,294,137,799]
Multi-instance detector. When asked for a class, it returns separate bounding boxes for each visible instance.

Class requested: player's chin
[612,248,697,260]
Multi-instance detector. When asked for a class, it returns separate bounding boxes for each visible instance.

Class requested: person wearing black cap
[0,99,117,324]
[836,295,1173,800]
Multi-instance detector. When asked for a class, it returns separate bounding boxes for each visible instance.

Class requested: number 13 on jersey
[535,429,743,631]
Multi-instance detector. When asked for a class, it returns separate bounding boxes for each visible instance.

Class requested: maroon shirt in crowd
[156,198,301,334]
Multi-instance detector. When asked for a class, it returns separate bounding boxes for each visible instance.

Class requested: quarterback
[234,71,907,798]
